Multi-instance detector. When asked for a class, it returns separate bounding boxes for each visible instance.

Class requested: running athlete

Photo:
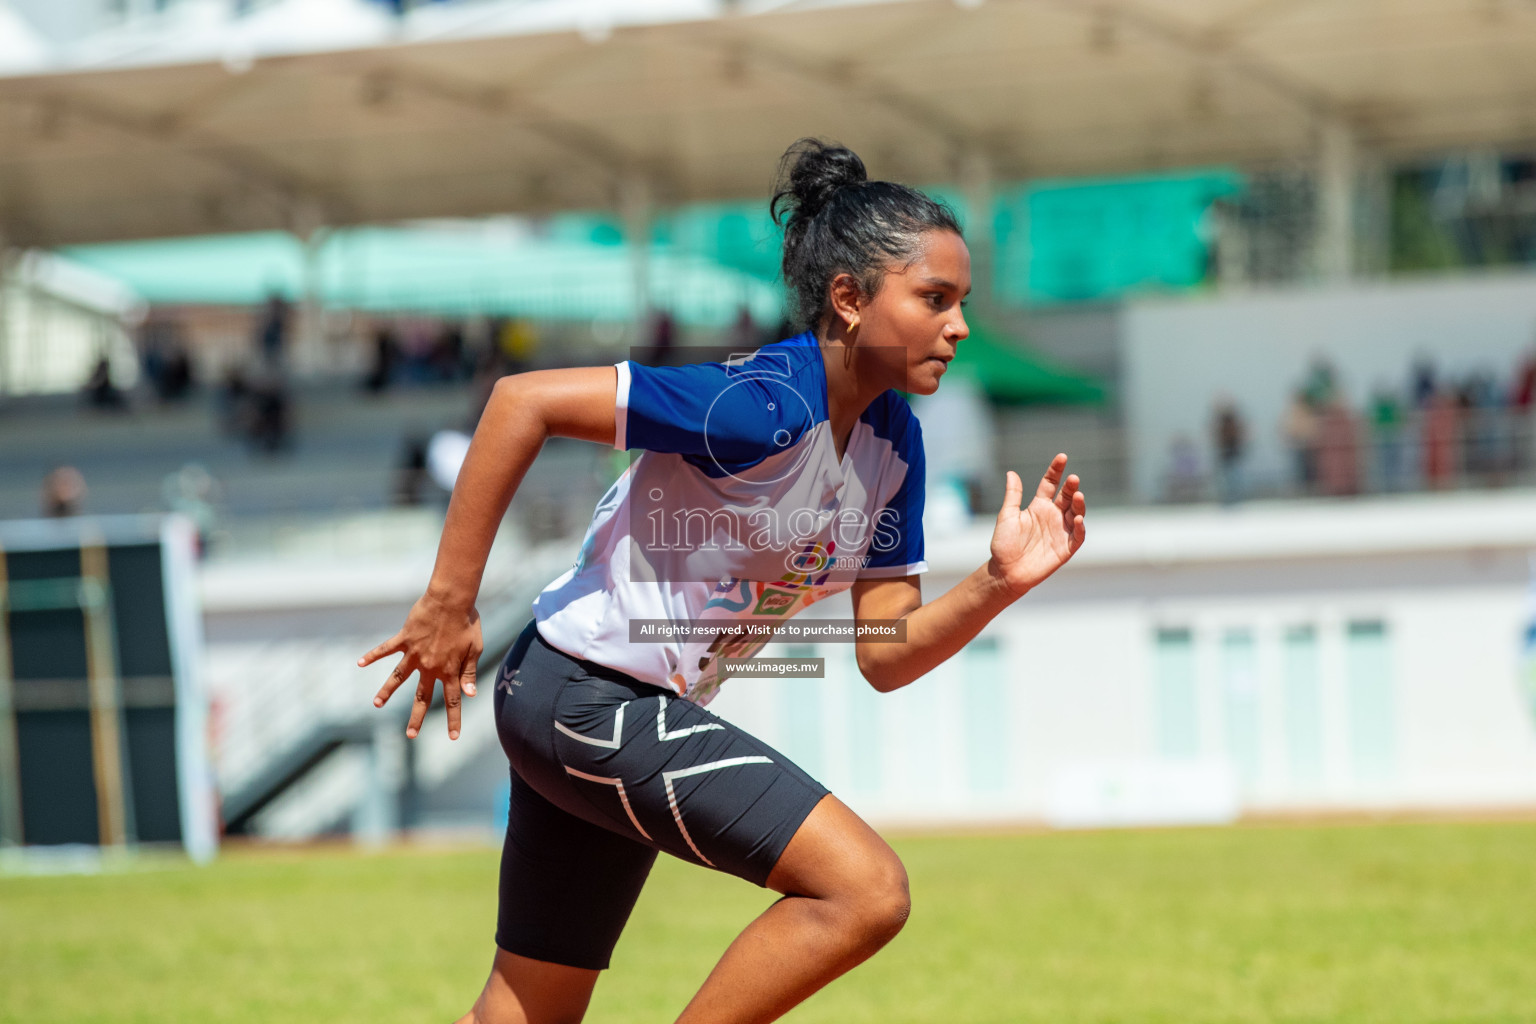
[360,139,1087,1024]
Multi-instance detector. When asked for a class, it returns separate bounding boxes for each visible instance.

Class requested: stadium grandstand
[1,0,1535,849]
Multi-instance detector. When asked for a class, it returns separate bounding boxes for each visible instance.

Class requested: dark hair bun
[769,137,961,331]
[772,138,867,228]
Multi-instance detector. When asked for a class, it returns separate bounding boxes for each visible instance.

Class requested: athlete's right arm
[357,366,618,741]
[422,366,619,600]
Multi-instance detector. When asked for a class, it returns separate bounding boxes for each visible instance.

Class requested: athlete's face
[852,229,971,396]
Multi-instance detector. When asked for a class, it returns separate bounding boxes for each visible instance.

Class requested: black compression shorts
[491,621,831,970]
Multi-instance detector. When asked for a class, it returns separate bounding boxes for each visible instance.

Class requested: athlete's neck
[817,332,886,461]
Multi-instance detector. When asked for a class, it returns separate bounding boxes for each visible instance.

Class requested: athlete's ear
[827,273,863,332]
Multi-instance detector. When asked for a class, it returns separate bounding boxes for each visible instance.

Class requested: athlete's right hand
[358,592,483,741]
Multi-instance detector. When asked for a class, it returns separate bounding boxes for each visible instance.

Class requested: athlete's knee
[837,851,910,951]
[865,854,912,942]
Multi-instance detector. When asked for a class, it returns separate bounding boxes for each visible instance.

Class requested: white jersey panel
[533,337,926,705]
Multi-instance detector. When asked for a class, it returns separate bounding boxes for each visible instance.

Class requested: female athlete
[360,138,1087,1024]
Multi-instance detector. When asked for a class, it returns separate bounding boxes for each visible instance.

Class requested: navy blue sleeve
[614,358,812,463]
[860,403,927,578]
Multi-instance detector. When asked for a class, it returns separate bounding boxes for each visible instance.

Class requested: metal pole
[287,198,328,377]
[1315,119,1357,284]
[300,227,330,376]
[0,233,11,400]
[958,149,996,315]
[80,538,132,848]
[0,546,23,847]
[620,175,652,345]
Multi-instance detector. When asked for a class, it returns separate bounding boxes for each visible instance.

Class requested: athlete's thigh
[495,765,658,972]
[763,793,906,902]
[551,682,829,888]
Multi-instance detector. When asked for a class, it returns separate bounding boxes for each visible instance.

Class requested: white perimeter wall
[1122,271,1536,502]
[707,492,1536,828]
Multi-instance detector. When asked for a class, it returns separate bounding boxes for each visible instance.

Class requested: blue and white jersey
[533,334,927,706]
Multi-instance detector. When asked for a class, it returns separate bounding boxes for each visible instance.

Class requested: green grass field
[3,820,1535,1023]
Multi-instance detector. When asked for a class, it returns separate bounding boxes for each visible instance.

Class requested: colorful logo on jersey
[703,578,755,612]
[780,540,835,586]
[752,587,799,616]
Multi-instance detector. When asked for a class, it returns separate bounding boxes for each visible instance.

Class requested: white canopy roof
[2,0,1535,245]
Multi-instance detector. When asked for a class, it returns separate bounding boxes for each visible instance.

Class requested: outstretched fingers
[358,633,404,670]
[406,672,436,739]
[1036,453,1069,503]
[442,676,463,741]
[371,653,416,708]
[1069,488,1087,552]
[459,657,479,701]
[1054,472,1081,513]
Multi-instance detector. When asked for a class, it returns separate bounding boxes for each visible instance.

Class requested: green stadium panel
[1153,627,1201,760]
[1345,621,1396,788]
[996,170,1243,305]
[1281,625,1326,792]
[0,515,216,862]
[1220,629,1262,789]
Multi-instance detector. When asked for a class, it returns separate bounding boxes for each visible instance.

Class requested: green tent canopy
[58,224,785,328]
[949,323,1106,406]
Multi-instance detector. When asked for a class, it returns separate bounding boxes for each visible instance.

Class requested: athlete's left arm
[850,454,1085,693]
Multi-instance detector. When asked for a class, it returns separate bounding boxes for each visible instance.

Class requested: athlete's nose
[948,307,971,344]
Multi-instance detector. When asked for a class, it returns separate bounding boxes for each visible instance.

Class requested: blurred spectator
[1369,386,1407,492]
[159,337,194,402]
[1317,398,1359,496]
[1514,349,1536,411]
[644,309,676,366]
[1513,348,1536,473]
[1283,390,1319,493]
[82,356,126,410]
[256,292,291,367]
[246,365,291,454]
[218,365,251,437]
[1211,397,1247,504]
[399,320,438,384]
[138,312,194,402]
[363,325,398,394]
[464,315,494,370]
[1464,371,1509,482]
[1422,387,1459,488]
[1412,358,1438,408]
[498,318,539,373]
[730,306,759,351]
[432,322,466,380]
[393,435,432,506]
[1303,358,1337,407]
[41,466,87,517]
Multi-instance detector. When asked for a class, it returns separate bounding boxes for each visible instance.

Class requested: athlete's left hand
[987,453,1086,598]
[358,592,483,741]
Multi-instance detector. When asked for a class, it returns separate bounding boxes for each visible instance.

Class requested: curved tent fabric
[61,232,307,305]
[3,0,1536,246]
[0,1,48,74]
[59,225,785,326]
[950,323,1106,406]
